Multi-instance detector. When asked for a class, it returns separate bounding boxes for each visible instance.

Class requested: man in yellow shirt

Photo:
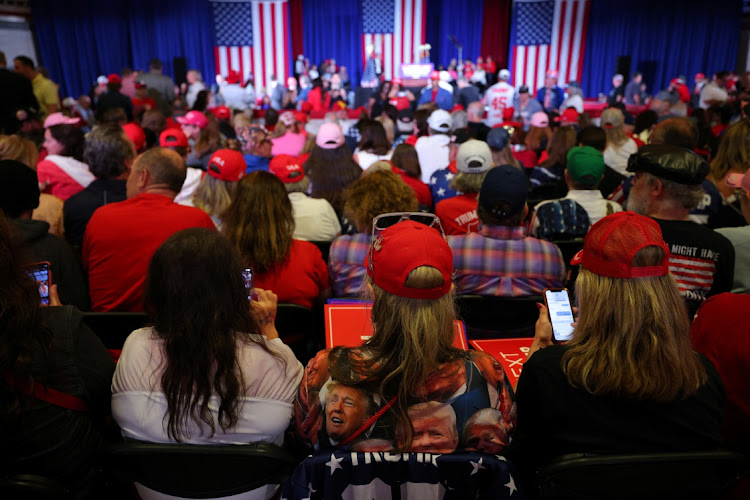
[14,55,59,119]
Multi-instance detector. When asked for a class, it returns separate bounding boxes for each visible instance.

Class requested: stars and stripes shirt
[429,163,460,205]
[448,225,566,297]
[329,233,372,297]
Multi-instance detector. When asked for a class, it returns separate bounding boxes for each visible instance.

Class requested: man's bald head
[133,148,187,193]
[467,102,484,122]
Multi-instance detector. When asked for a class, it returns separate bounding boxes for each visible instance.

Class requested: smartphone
[543,288,575,342]
[242,267,254,300]
[25,261,52,306]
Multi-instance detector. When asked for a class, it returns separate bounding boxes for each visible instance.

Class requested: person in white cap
[415,109,453,183]
[483,69,516,127]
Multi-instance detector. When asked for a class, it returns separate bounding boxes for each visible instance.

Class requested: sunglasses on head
[368,212,446,276]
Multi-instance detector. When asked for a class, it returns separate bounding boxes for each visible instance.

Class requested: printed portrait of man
[462,408,509,455]
[324,381,377,444]
[405,401,459,454]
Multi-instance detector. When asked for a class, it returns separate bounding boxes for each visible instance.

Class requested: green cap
[566,146,605,185]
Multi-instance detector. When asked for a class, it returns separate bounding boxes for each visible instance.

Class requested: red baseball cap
[159,128,189,148]
[546,69,559,78]
[392,77,403,86]
[554,108,579,123]
[207,149,246,182]
[364,220,453,300]
[176,110,209,129]
[429,70,440,81]
[225,70,241,84]
[122,123,146,152]
[570,212,670,279]
[107,73,121,85]
[269,154,305,183]
[210,106,231,121]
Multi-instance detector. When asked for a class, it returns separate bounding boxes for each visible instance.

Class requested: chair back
[283,450,521,499]
[104,442,297,499]
[276,303,323,364]
[309,240,333,263]
[455,295,541,339]
[0,474,73,500]
[81,312,149,350]
[536,451,750,500]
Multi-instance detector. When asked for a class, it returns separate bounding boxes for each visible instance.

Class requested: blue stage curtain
[31,1,132,98]
[425,0,484,68]
[581,0,742,98]
[302,0,363,85]
[30,0,215,98]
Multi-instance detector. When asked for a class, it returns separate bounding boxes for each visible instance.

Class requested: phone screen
[26,262,51,306]
[242,268,254,300]
[544,289,575,342]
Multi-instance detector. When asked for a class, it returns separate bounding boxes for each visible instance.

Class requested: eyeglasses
[367,212,446,276]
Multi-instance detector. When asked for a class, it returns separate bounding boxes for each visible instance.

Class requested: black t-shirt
[598,166,626,199]
[608,85,625,105]
[508,344,725,478]
[654,218,735,316]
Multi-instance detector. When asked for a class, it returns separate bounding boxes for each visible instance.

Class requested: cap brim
[570,249,583,266]
[175,117,189,125]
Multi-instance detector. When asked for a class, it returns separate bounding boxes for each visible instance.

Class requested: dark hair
[650,118,698,149]
[577,126,607,152]
[540,126,576,168]
[14,55,34,69]
[0,212,52,415]
[84,124,135,179]
[99,107,128,125]
[47,124,85,162]
[715,70,729,80]
[391,143,421,179]
[382,104,398,125]
[194,117,222,159]
[477,201,525,227]
[413,109,430,137]
[633,110,658,135]
[144,228,272,441]
[192,90,209,112]
[134,147,187,193]
[222,171,295,273]
[264,108,279,127]
[357,121,390,155]
[149,58,163,71]
[107,82,122,93]
[632,71,642,79]
[303,144,362,214]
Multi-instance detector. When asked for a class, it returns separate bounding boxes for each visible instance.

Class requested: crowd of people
[1,46,749,499]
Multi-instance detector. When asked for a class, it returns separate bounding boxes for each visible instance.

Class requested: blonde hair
[490,145,521,168]
[562,246,706,401]
[450,169,492,193]
[0,135,39,167]
[232,112,252,130]
[601,108,627,147]
[193,175,238,219]
[329,266,465,451]
[364,160,393,175]
[375,115,395,145]
[709,119,750,182]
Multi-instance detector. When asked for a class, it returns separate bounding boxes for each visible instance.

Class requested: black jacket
[64,179,127,249]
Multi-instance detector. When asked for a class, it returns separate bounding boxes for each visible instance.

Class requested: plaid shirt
[329,233,372,297]
[448,225,566,297]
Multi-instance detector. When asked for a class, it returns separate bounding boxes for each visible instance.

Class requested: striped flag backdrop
[211,0,289,94]
[510,0,590,95]
[361,0,427,82]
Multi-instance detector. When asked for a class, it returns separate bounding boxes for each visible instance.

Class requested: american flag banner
[361,0,427,82]
[510,0,590,95]
[211,0,289,94]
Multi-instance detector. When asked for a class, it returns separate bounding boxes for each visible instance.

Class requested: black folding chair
[0,474,73,500]
[104,442,297,499]
[81,312,149,350]
[455,295,542,339]
[536,450,750,500]
[276,303,324,364]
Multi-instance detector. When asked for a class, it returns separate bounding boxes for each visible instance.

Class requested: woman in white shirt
[601,107,638,177]
[112,228,303,500]
[353,120,392,170]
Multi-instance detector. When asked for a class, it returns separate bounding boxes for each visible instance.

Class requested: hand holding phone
[242,268,255,300]
[543,288,575,342]
[25,261,52,306]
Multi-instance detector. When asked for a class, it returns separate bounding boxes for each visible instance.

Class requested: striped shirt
[329,233,372,297]
[448,225,566,297]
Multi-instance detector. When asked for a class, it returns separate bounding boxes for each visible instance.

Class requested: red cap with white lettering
[207,149,246,182]
[269,154,305,183]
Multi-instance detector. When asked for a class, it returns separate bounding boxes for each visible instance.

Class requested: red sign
[470,338,533,386]
[325,304,468,350]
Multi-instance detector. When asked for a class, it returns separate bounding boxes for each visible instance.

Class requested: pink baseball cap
[726,171,750,194]
[316,123,344,149]
[176,110,209,129]
[530,111,549,128]
[364,220,453,300]
[270,154,305,183]
[43,112,81,129]
[207,149,246,182]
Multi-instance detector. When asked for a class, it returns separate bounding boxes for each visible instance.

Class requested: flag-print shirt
[448,224,566,296]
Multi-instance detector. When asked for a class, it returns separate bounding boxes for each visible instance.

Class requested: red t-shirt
[254,239,329,309]
[393,167,433,207]
[513,149,538,168]
[431,88,439,103]
[435,192,480,235]
[83,193,216,312]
